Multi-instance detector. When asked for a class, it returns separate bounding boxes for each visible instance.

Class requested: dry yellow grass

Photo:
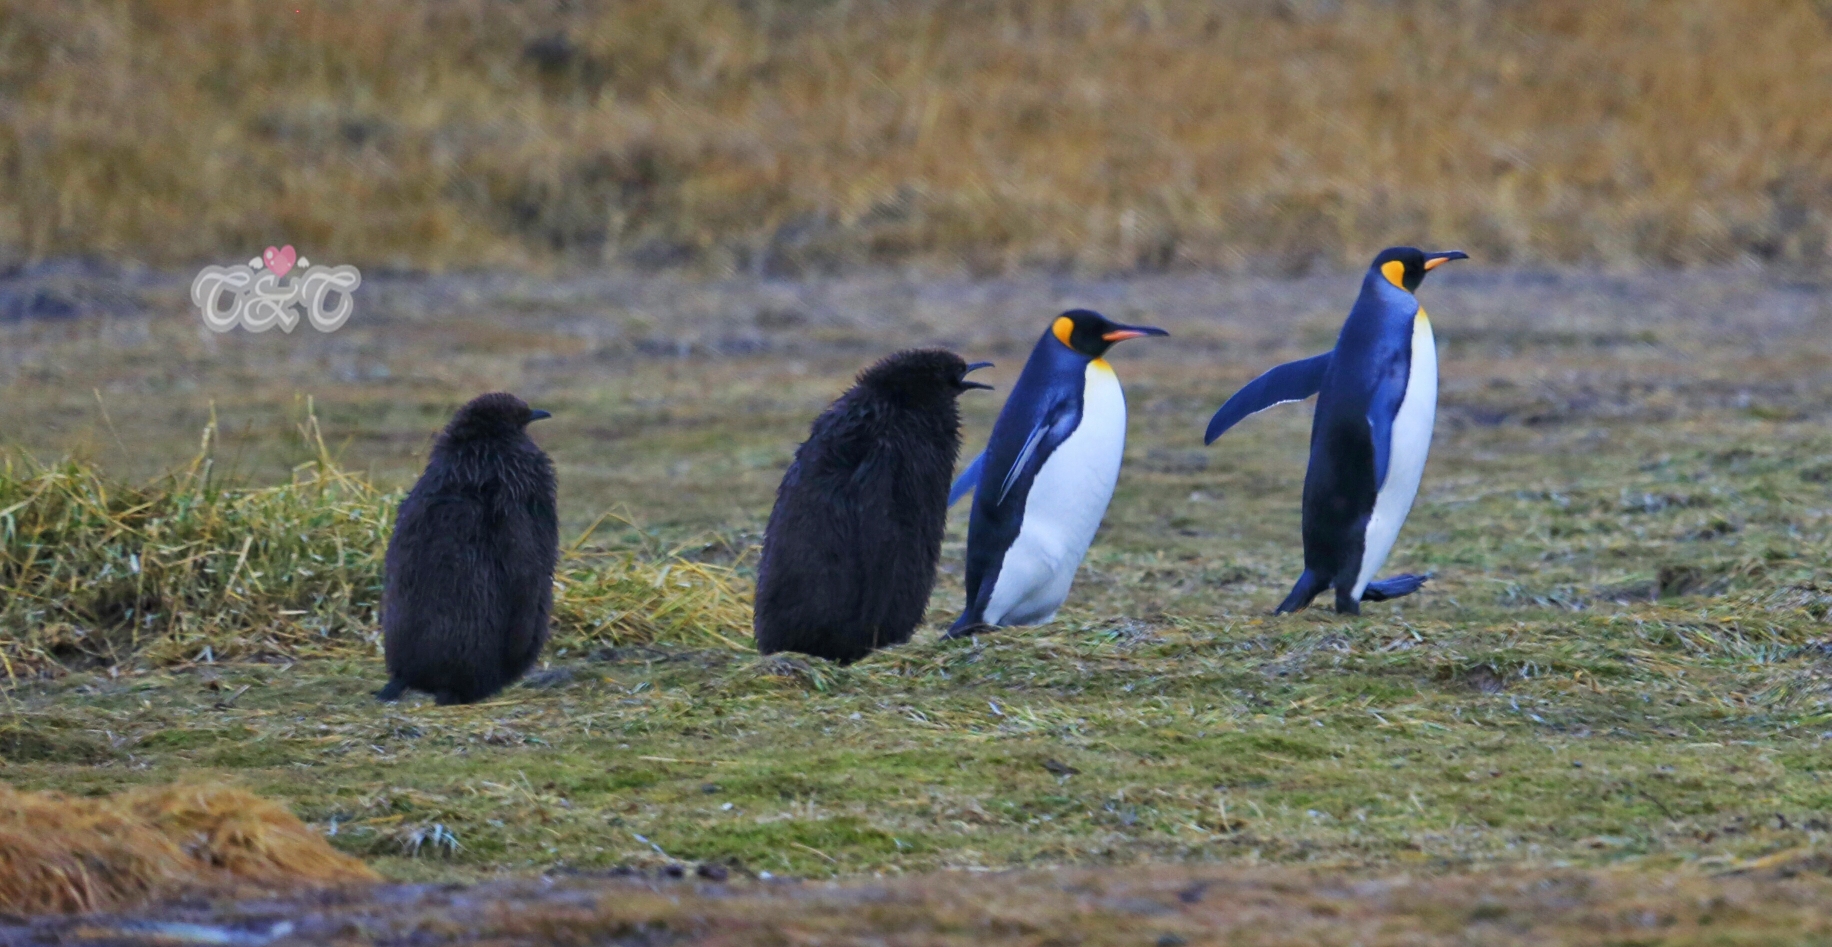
[0,781,376,914]
[0,408,753,675]
[1,0,1827,273]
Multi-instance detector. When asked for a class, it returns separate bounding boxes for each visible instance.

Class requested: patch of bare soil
[6,862,1832,946]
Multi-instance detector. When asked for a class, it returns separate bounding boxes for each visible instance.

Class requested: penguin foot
[375,678,407,702]
[1360,573,1432,602]
[1274,570,1330,614]
[942,621,997,640]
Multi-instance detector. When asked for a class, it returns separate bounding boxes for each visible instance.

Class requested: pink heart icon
[263,245,298,279]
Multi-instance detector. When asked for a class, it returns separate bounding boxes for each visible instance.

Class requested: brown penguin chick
[753,349,992,663]
[378,393,558,705]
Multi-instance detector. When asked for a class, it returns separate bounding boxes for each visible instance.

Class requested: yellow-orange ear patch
[1052,316,1075,348]
[1381,260,1408,289]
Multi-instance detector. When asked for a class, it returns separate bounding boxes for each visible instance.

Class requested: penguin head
[1050,309,1170,359]
[1371,247,1469,293]
[444,392,552,443]
[857,349,995,403]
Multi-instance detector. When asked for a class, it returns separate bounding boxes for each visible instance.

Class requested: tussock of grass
[0,417,395,673]
[0,781,376,915]
[0,411,752,676]
[3,1,1829,272]
[556,516,752,654]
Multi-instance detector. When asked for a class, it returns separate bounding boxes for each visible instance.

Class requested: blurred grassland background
[14,0,1832,911]
[1,0,1830,276]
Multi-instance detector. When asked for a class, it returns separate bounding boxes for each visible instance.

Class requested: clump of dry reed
[0,410,395,673]
[1,0,1827,274]
[0,408,752,676]
[557,543,752,654]
[0,781,377,915]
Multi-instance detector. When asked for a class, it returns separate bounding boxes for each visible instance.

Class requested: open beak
[528,409,553,421]
[1101,324,1170,342]
[1422,250,1469,272]
[960,361,995,391]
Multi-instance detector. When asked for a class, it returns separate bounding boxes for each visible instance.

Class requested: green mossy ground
[3,269,1830,888]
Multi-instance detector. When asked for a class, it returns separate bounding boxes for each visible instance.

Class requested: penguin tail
[1273,570,1330,615]
[1360,572,1432,603]
[375,678,408,702]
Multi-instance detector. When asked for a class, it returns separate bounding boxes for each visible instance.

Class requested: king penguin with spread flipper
[1203,247,1466,615]
[947,309,1168,635]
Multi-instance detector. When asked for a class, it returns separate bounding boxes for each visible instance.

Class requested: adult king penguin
[947,309,1167,635]
[1203,247,1467,615]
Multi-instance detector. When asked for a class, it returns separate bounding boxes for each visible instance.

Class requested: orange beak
[1101,325,1169,342]
[1423,250,1469,272]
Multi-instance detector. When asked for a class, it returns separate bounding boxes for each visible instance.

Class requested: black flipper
[1204,352,1333,445]
[1274,569,1331,614]
[375,678,407,702]
[950,392,1083,631]
[1360,573,1430,602]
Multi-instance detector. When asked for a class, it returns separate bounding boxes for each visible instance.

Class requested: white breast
[1351,312,1437,598]
[983,361,1127,626]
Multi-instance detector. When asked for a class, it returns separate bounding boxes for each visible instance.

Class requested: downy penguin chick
[754,350,992,663]
[379,392,558,704]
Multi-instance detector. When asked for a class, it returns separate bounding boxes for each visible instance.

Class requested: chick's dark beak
[959,360,995,391]
[528,409,553,422]
[1101,324,1170,342]
[1423,250,1469,272]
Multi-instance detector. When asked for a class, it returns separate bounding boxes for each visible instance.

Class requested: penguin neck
[1345,271,1421,334]
[900,395,962,443]
[1027,332,1096,378]
[857,385,961,436]
[432,436,549,496]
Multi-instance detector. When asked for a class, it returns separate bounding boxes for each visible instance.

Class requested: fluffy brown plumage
[378,392,557,704]
[754,349,990,663]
